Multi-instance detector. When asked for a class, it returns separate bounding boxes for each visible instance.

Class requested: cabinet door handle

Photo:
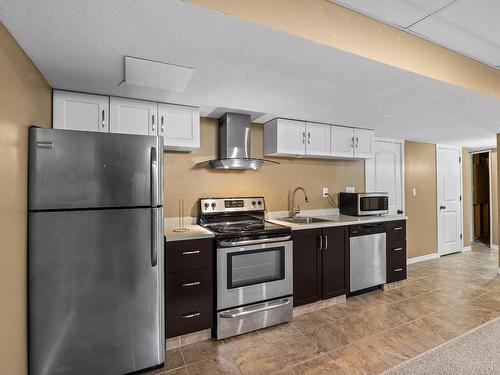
[161,115,164,132]
[302,132,306,144]
[182,281,201,287]
[181,250,200,255]
[323,235,328,252]
[319,235,323,252]
[350,136,355,148]
[356,136,359,148]
[394,268,403,272]
[152,114,155,132]
[101,110,105,128]
[182,312,200,319]
[394,247,403,251]
[307,131,311,144]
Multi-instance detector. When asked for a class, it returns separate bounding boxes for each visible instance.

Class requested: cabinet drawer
[387,264,407,283]
[166,239,213,273]
[166,269,212,305]
[387,240,406,266]
[385,220,406,242]
[166,298,213,338]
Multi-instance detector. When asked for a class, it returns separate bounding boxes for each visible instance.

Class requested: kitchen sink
[278,216,329,224]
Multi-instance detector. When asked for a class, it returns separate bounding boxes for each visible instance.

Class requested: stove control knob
[257,200,262,206]
[203,202,209,210]
[211,202,216,209]
[251,201,256,206]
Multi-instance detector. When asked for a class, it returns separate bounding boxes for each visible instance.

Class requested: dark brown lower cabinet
[292,226,347,307]
[165,237,214,338]
[322,226,348,300]
[385,220,407,283]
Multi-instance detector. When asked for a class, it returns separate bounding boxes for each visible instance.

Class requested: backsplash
[163,118,365,217]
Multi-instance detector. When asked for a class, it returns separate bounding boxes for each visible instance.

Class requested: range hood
[203,113,279,170]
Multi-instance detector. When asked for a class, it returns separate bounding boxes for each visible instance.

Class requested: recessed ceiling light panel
[123,56,195,92]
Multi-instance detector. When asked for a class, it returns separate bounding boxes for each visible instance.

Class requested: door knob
[397,209,403,215]
[439,205,446,210]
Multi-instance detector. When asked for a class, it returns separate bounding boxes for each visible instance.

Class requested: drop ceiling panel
[330,0,454,28]
[409,0,500,67]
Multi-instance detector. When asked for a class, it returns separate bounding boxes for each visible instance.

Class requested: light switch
[412,188,417,197]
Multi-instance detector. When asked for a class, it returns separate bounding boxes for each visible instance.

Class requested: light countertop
[268,214,407,230]
[164,223,214,242]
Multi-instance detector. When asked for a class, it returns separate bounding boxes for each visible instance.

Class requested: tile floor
[149,243,500,375]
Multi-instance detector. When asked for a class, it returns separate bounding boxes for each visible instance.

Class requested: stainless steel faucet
[289,187,310,217]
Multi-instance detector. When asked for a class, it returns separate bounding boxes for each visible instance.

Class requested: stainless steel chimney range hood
[201,113,279,170]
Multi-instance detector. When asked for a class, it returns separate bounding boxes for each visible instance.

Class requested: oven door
[217,237,293,311]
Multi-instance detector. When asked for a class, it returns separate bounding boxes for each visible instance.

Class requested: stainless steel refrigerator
[28,128,164,375]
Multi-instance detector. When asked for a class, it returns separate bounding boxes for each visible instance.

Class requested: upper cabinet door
[305,122,331,157]
[110,97,158,136]
[53,91,109,132]
[264,118,306,156]
[331,126,354,158]
[158,104,200,151]
[353,129,374,159]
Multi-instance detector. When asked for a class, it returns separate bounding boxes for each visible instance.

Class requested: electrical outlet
[346,186,355,193]
[322,187,329,197]
[412,188,417,197]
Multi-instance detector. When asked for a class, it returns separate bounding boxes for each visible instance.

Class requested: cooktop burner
[198,197,291,239]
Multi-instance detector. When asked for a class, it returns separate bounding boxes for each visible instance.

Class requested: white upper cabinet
[331,126,355,158]
[265,119,374,160]
[158,103,200,151]
[331,126,374,159]
[305,122,331,157]
[110,97,158,136]
[53,90,109,132]
[353,128,374,159]
[264,118,306,156]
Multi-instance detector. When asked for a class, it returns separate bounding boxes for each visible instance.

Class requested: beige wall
[0,22,52,375]
[164,118,365,217]
[404,141,437,258]
[462,148,471,248]
[189,0,500,99]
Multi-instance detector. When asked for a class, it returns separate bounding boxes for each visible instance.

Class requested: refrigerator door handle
[150,146,158,206]
[151,208,162,267]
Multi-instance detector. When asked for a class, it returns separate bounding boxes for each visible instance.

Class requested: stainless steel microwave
[339,192,389,216]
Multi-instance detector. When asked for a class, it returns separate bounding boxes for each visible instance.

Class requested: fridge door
[28,128,163,210]
[29,208,164,375]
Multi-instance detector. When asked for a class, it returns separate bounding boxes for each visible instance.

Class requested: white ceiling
[1,0,500,148]
[331,0,500,69]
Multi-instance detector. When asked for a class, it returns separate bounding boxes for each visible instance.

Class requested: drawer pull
[394,247,403,251]
[394,268,404,272]
[182,312,200,319]
[182,281,201,287]
[393,227,403,231]
[181,250,200,255]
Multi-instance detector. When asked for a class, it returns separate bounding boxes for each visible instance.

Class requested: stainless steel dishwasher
[349,223,386,293]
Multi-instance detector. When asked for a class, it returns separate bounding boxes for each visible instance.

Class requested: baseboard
[407,253,440,265]
[490,244,499,250]
[293,295,346,317]
[462,246,472,252]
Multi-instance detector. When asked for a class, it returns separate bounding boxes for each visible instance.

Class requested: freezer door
[28,128,163,210]
[29,208,164,375]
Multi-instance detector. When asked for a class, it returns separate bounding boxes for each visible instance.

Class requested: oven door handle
[218,235,291,247]
[219,298,291,319]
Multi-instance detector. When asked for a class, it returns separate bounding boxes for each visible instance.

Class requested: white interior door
[437,146,463,255]
[365,139,404,215]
